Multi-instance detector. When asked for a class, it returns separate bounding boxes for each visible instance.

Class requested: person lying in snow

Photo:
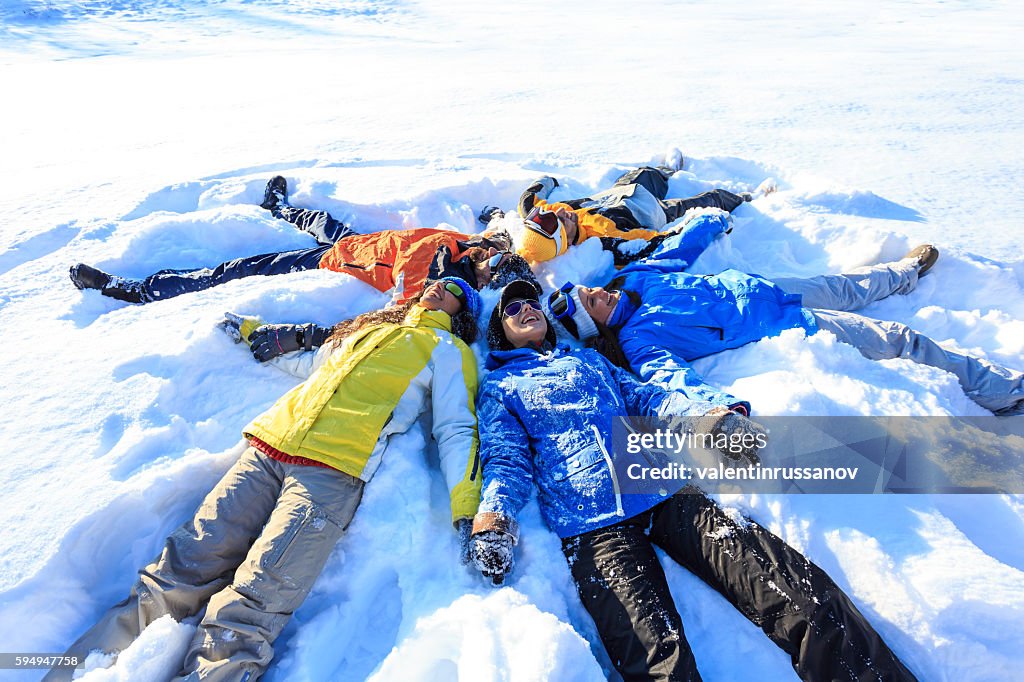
[479,161,775,264]
[467,280,917,682]
[68,175,537,305]
[546,214,1024,416]
[46,277,484,682]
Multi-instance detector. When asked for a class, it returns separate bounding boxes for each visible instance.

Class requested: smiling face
[501,298,548,348]
[420,280,464,316]
[553,208,579,245]
[577,286,620,325]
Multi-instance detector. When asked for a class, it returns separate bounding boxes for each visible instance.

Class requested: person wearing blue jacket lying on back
[468,280,917,682]
[547,212,1024,415]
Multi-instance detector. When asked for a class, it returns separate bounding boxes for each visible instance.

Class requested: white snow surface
[2,1,1024,681]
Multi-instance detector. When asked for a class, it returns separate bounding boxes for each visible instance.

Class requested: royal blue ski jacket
[476,345,711,538]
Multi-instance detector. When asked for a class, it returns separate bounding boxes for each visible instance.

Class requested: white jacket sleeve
[429,336,482,525]
[263,343,334,380]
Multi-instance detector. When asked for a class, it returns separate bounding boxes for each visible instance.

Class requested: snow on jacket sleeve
[475,377,535,527]
[598,353,713,418]
[263,343,334,379]
[622,212,729,274]
[621,338,752,414]
[429,337,483,525]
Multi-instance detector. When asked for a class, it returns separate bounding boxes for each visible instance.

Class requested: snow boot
[69,263,112,290]
[664,147,685,172]
[260,175,288,211]
[69,264,147,303]
[741,178,779,202]
[903,244,939,277]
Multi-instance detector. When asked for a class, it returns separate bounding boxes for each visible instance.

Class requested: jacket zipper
[591,425,624,518]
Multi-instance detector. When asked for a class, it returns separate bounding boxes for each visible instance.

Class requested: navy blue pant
[140,206,355,301]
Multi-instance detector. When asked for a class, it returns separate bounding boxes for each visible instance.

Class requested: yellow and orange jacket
[517,178,664,244]
[244,305,481,523]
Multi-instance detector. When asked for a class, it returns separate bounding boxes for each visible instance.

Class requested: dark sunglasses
[502,299,541,318]
[487,252,506,269]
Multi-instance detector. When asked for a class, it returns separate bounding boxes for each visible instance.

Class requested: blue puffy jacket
[609,214,818,412]
[476,345,711,538]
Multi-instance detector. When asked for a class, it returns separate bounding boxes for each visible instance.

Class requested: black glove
[471,531,515,585]
[478,205,505,225]
[456,518,474,566]
[708,411,767,465]
[248,323,330,362]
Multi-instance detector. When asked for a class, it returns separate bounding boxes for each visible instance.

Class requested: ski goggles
[546,281,577,322]
[502,299,541,318]
[443,280,467,306]
[525,207,564,253]
[487,252,506,269]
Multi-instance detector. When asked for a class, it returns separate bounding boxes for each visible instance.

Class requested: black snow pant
[561,489,917,682]
[138,205,356,301]
[610,167,747,224]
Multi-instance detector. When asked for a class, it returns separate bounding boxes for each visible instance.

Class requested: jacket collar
[607,293,638,331]
[404,304,453,332]
[485,343,568,370]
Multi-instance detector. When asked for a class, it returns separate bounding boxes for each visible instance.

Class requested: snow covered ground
[1,1,1023,680]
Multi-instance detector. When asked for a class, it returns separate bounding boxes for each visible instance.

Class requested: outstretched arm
[622,337,751,414]
[219,312,334,379]
[621,212,730,274]
[474,380,534,534]
[517,176,559,217]
[430,340,483,527]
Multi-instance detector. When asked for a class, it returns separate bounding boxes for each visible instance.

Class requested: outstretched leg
[562,514,702,682]
[649,490,917,682]
[44,448,284,681]
[176,461,364,682]
[613,166,673,199]
[774,246,937,311]
[662,189,747,222]
[775,260,919,311]
[260,176,356,245]
[810,309,1024,414]
[271,205,355,246]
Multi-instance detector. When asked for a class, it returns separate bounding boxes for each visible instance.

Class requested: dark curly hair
[325,293,478,348]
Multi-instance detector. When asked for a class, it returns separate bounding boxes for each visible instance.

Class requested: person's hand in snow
[218,312,264,346]
[702,407,767,465]
[471,531,515,585]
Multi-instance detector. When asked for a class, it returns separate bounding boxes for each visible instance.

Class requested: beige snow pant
[45,446,364,682]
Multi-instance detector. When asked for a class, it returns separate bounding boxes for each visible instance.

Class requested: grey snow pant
[562,490,917,682]
[773,258,920,313]
[773,260,1024,413]
[46,446,364,682]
